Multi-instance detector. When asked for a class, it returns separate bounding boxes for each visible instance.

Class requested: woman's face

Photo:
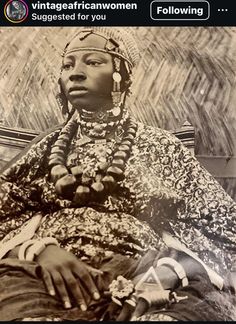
[60,34,114,110]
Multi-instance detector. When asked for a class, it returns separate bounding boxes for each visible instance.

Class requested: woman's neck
[76,104,128,140]
[78,105,123,124]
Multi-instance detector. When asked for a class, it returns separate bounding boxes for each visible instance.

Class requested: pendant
[88,143,108,161]
[97,111,107,121]
[112,72,122,83]
[76,135,93,146]
[89,129,106,138]
[111,106,121,117]
[115,125,124,142]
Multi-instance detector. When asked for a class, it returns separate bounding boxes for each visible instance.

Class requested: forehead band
[62,48,133,71]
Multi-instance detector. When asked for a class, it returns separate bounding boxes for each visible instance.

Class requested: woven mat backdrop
[0,27,236,156]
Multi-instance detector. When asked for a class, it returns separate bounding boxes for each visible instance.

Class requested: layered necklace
[48,108,137,206]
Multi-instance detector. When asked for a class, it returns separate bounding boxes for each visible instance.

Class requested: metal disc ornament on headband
[113,72,122,83]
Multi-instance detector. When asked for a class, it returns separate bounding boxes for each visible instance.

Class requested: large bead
[111,159,125,170]
[49,153,64,160]
[58,134,70,141]
[113,151,127,160]
[107,166,124,181]
[50,165,69,184]
[73,185,90,204]
[54,139,68,149]
[71,165,83,179]
[51,146,65,154]
[117,145,130,153]
[121,140,132,147]
[48,158,65,168]
[91,181,105,195]
[122,134,135,143]
[102,175,117,192]
[55,174,77,199]
[98,162,109,173]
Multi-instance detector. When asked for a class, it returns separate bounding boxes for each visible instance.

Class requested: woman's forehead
[63,50,112,61]
[66,33,109,52]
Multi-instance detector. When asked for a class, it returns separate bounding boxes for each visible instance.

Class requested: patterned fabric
[0,120,236,277]
[20,317,62,321]
[20,314,177,321]
[137,314,177,321]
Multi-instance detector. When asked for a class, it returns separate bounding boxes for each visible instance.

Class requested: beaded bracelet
[156,257,189,287]
[25,237,59,261]
[18,238,59,262]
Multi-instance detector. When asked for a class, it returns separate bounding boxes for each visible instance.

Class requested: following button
[150,0,210,20]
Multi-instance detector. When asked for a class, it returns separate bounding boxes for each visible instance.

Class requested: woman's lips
[69,87,88,96]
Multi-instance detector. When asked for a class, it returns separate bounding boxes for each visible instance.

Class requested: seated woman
[0,27,236,321]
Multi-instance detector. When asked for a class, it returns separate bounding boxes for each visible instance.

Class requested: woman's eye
[62,63,73,70]
[87,60,102,66]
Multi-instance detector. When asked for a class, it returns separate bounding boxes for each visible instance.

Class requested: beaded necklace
[78,109,129,139]
[48,113,137,206]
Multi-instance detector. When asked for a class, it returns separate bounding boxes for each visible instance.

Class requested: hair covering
[62,27,140,72]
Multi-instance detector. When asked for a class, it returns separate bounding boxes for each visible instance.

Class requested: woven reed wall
[0,27,236,157]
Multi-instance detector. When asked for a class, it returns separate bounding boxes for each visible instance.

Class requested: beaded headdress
[61,27,140,72]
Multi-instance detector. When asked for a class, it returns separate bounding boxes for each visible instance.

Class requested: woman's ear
[56,79,69,115]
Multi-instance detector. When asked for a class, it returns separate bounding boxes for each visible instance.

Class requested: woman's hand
[36,245,101,310]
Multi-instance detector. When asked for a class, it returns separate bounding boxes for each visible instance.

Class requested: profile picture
[4,0,28,23]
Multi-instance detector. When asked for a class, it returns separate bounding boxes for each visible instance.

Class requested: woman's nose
[69,64,87,81]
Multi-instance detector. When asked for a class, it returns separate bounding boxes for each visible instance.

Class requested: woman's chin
[70,97,112,111]
[70,97,91,109]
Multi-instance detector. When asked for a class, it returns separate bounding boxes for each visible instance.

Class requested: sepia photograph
[0,27,235,321]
